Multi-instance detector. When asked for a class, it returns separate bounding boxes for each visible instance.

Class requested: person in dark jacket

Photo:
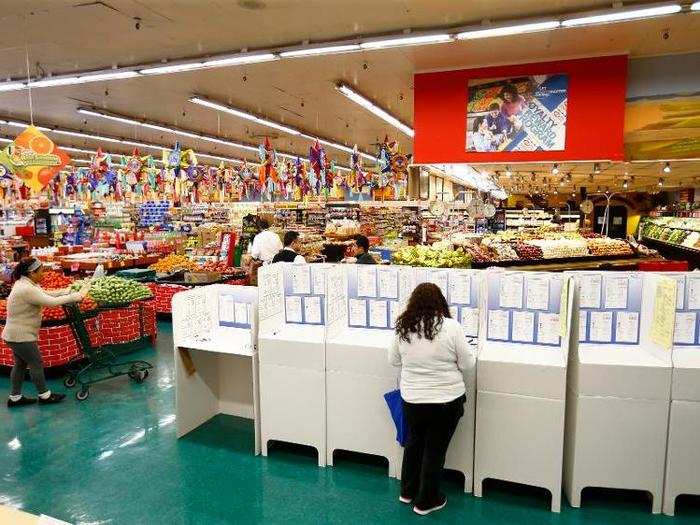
[272,231,306,263]
[353,235,376,264]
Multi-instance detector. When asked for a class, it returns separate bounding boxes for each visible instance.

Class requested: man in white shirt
[250,219,283,263]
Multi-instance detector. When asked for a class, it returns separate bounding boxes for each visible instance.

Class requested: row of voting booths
[171,265,699,516]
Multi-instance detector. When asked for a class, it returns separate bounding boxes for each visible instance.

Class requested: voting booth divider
[473,271,573,512]
[171,266,698,514]
[563,272,675,514]
[257,262,330,466]
[173,284,261,454]
[663,273,700,516]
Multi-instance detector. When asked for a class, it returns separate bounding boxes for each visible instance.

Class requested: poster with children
[466,74,568,153]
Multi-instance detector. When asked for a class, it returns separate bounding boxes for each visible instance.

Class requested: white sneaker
[399,495,413,504]
[413,497,447,515]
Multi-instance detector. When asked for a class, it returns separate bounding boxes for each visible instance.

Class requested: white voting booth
[325,265,479,487]
[663,272,700,516]
[564,272,675,514]
[474,270,572,512]
[173,284,261,453]
[325,264,405,475]
[257,262,330,466]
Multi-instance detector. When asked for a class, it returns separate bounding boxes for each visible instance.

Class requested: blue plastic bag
[384,389,408,446]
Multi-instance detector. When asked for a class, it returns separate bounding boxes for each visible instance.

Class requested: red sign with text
[413,55,628,164]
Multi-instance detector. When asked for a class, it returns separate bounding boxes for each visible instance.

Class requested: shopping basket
[61,303,154,401]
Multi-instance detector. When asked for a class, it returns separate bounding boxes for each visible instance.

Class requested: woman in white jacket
[389,282,476,516]
[2,257,90,407]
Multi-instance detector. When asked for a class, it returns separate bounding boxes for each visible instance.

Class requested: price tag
[71,263,80,272]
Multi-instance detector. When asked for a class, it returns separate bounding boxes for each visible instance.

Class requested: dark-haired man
[272,231,306,263]
[353,234,376,265]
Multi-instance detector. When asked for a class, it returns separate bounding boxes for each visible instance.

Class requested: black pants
[401,395,465,508]
[7,340,48,396]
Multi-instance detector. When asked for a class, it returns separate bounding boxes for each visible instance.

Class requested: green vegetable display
[73,276,152,306]
[391,245,471,268]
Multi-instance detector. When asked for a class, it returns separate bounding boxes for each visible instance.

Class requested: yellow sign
[625,95,700,160]
[650,276,677,351]
[560,278,570,338]
[0,126,70,193]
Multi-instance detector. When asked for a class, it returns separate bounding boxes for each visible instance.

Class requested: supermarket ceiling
[0,0,699,169]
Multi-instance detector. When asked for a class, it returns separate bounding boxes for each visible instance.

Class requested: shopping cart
[61,303,154,401]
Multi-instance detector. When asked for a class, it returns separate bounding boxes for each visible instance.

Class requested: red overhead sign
[413,55,628,164]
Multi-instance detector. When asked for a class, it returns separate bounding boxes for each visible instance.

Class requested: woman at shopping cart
[3,257,91,407]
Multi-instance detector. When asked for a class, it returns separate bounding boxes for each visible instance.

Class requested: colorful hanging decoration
[0,125,70,193]
[257,138,278,199]
[309,139,327,195]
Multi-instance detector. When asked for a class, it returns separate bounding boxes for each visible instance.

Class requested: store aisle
[0,321,697,524]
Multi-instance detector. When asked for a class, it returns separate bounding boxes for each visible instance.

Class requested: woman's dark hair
[12,256,39,281]
[283,231,299,247]
[395,282,451,343]
[258,218,270,230]
[501,83,519,100]
[488,102,501,111]
[472,116,486,133]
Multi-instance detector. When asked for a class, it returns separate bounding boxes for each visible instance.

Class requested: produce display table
[471,255,664,272]
[148,273,248,314]
[0,301,155,368]
[97,300,157,347]
[148,282,191,314]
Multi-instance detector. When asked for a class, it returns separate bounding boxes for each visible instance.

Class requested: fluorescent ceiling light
[30,76,82,87]
[140,62,205,75]
[0,82,25,92]
[280,44,360,58]
[335,83,414,138]
[78,71,140,83]
[562,3,682,27]
[360,34,451,49]
[190,97,301,136]
[456,20,560,39]
[79,107,260,154]
[2,115,250,166]
[203,53,277,67]
[189,95,373,159]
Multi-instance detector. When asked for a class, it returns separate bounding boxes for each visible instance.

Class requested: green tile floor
[1,321,699,524]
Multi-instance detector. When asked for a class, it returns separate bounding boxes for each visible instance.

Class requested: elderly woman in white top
[2,257,90,407]
[389,282,476,516]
